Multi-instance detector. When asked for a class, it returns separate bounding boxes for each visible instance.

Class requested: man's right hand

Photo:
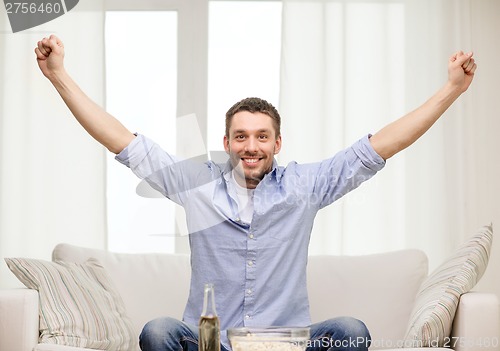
[35,35,65,80]
[33,35,135,154]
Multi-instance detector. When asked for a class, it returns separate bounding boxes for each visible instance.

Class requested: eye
[235,135,245,140]
[259,134,269,140]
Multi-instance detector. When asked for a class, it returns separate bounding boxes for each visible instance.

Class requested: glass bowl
[227,327,310,351]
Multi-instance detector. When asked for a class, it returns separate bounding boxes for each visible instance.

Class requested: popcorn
[231,339,306,351]
[228,328,309,351]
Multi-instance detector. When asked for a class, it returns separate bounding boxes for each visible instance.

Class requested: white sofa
[0,243,499,351]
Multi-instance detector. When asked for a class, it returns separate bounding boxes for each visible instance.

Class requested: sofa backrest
[52,244,192,338]
[307,250,428,348]
[53,244,427,348]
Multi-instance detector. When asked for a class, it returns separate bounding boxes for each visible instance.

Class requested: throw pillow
[5,257,138,351]
[403,224,493,347]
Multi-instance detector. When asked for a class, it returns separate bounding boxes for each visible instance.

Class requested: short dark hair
[225,97,281,138]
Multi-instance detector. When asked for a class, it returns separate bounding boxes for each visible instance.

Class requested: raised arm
[35,35,135,154]
[369,51,477,160]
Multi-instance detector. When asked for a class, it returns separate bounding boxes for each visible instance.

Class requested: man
[35,35,476,351]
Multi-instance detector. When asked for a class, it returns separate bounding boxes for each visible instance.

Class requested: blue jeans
[139,317,371,351]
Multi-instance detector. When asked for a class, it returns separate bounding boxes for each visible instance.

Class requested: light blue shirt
[116,134,385,347]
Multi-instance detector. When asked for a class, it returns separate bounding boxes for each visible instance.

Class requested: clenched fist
[35,34,65,80]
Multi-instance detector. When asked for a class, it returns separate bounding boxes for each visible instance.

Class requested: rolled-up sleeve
[114,134,186,202]
[115,134,216,206]
[308,134,386,209]
[115,134,180,179]
[115,133,147,169]
[351,134,386,172]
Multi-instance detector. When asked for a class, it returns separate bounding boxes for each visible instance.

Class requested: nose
[244,136,258,153]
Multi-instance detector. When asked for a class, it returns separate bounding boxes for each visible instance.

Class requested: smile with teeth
[242,157,261,164]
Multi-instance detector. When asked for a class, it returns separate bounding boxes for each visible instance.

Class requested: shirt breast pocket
[266,199,301,242]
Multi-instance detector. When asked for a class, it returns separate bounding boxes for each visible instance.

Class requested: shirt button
[249,234,254,239]
[247,289,252,295]
[248,261,253,266]
[235,217,241,222]
[245,314,250,320]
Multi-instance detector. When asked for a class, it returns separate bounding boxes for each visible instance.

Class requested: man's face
[224,111,282,189]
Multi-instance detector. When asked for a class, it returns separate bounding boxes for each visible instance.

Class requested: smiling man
[224,101,282,189]
[35,34,476,351]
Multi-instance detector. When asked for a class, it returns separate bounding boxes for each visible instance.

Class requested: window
[105,11,178,253]
[105,1,282,253]
[207,1,282,152]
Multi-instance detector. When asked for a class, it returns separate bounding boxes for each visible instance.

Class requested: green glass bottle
[199,283,221,351]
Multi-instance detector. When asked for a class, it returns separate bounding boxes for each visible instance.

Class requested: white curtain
[0,1,106,288]
[279,0,500,277]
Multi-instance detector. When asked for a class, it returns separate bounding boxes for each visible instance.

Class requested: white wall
[466,0,500,298]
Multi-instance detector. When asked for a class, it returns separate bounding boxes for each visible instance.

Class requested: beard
[229,152,272,189]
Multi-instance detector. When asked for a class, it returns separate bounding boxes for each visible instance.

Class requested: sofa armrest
[451,291,500,351]
[0,288,39,351]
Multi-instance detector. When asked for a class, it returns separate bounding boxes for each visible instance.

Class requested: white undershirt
[230,171,255,224]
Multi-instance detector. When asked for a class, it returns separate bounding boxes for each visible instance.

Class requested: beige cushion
[52,244,191,338]
[5,257,137,351]
[403,224,493,347]
[307,249,428,349]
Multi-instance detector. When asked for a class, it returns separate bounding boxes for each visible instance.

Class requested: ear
[274,135,282,155]
[223,135,230,154]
